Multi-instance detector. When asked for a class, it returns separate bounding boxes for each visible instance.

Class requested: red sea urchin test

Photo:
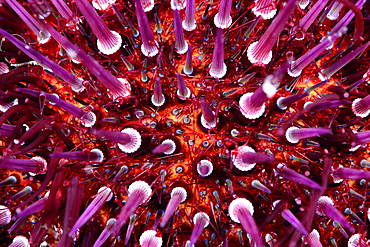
[0,0,369,246]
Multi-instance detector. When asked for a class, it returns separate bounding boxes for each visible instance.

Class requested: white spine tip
[128,181,152,204]
[232,146,257,171]
[139,230,162,247]
[0,205,11,225]
[96,30,122,55]
[171,187,187,202]
[239,92,266,120]
[81,111,97,127]
[209,63,227,78]
[182,20,196,31]
[141,42,159,57]
[176,41,189,54]
[151,94,166,107]
[193,212,210,228]
[285,126,300,144]
[197,160,213,177]
[247,41,272,65]
[117,128,142,153]
[213,13,232,29]
[229,198,254,223]
[9,236,30,247]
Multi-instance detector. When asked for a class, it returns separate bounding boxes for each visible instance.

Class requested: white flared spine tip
[97,187,113,201]
[151,94,165,107]
[262,75,278,98]
[0,99,18,113]
[201,111,217,129]
[233,146,256,171]
[92,0,116,10]
[182,20,196,31]
[193,212,210,228]
[38,33,51,44]
[96,30,122,55]
[128,181,152,204]
[0,205,11,225]
[81,111,96,127]
[352,98,370,118]
[90,148,104,163]
[176,41,189,55]
[141,42,159,57]
[197,160,213,177]
[141,0,155,12]
[276,97,287,110]
[0,62,9,74]
[209,62,227,78]
[304,229,322,247]
[214,13,232,29]
[30,156,47,174]
[229,198,254,223]
[298,0,310,9]
[157,139,176,155]
[117,78,132,96]
[171,187,187,202]
[71,78,85,93]
[9,236,30,247]
[117,128,142,153]
[327,2,344,20]
[316,196,334,216]
[285,126,300,144]
[348,233,367,247]
[252,7,277,20]
[247,41,272,65]
[171,0,186,10]
[177,87,191,99]
[239,92,266,120]
[318,72,327,81]
[139,230,162,247]
[288,62,302,77]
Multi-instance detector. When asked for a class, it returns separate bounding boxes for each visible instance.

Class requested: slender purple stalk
[92,219,117,247]
[0,157,46,174]
[69,187,113,237]
[305,100,350,112]
[183,46,194,75]
[160,187,187,227]
[189,212,210,246]
[320,42,370,79]
[333,167,370,180]
[0,176,18,187]
[4,0,50,43]
[214,0,233,29]
[294,0,329,33]
[200,98,217,129]
[252,0,277,20]
[329,0,366,36]
[177,73,191,99]
[152,139,176,155]
[277,164,322,189]
[327,1,344,20]
[241,152,274,164]
[10,186,33,201]
[114,181,152,235]
[281,209,308,235]
[74,0,122,55]
[183,0,196,31]
[251,180,271,194]
[0,29,83,92]
[151,77,165,107]
[277,92,309,110]
[44,24,131,99]
[285,127,331,143]
[316,196,354,233]
[210,28,227,78]
[288,32,342,77]
[49,149,104,162]
[174,9,188,54]
[50,0,78,27]
[135,0,158,57]
[247,0,298,65]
